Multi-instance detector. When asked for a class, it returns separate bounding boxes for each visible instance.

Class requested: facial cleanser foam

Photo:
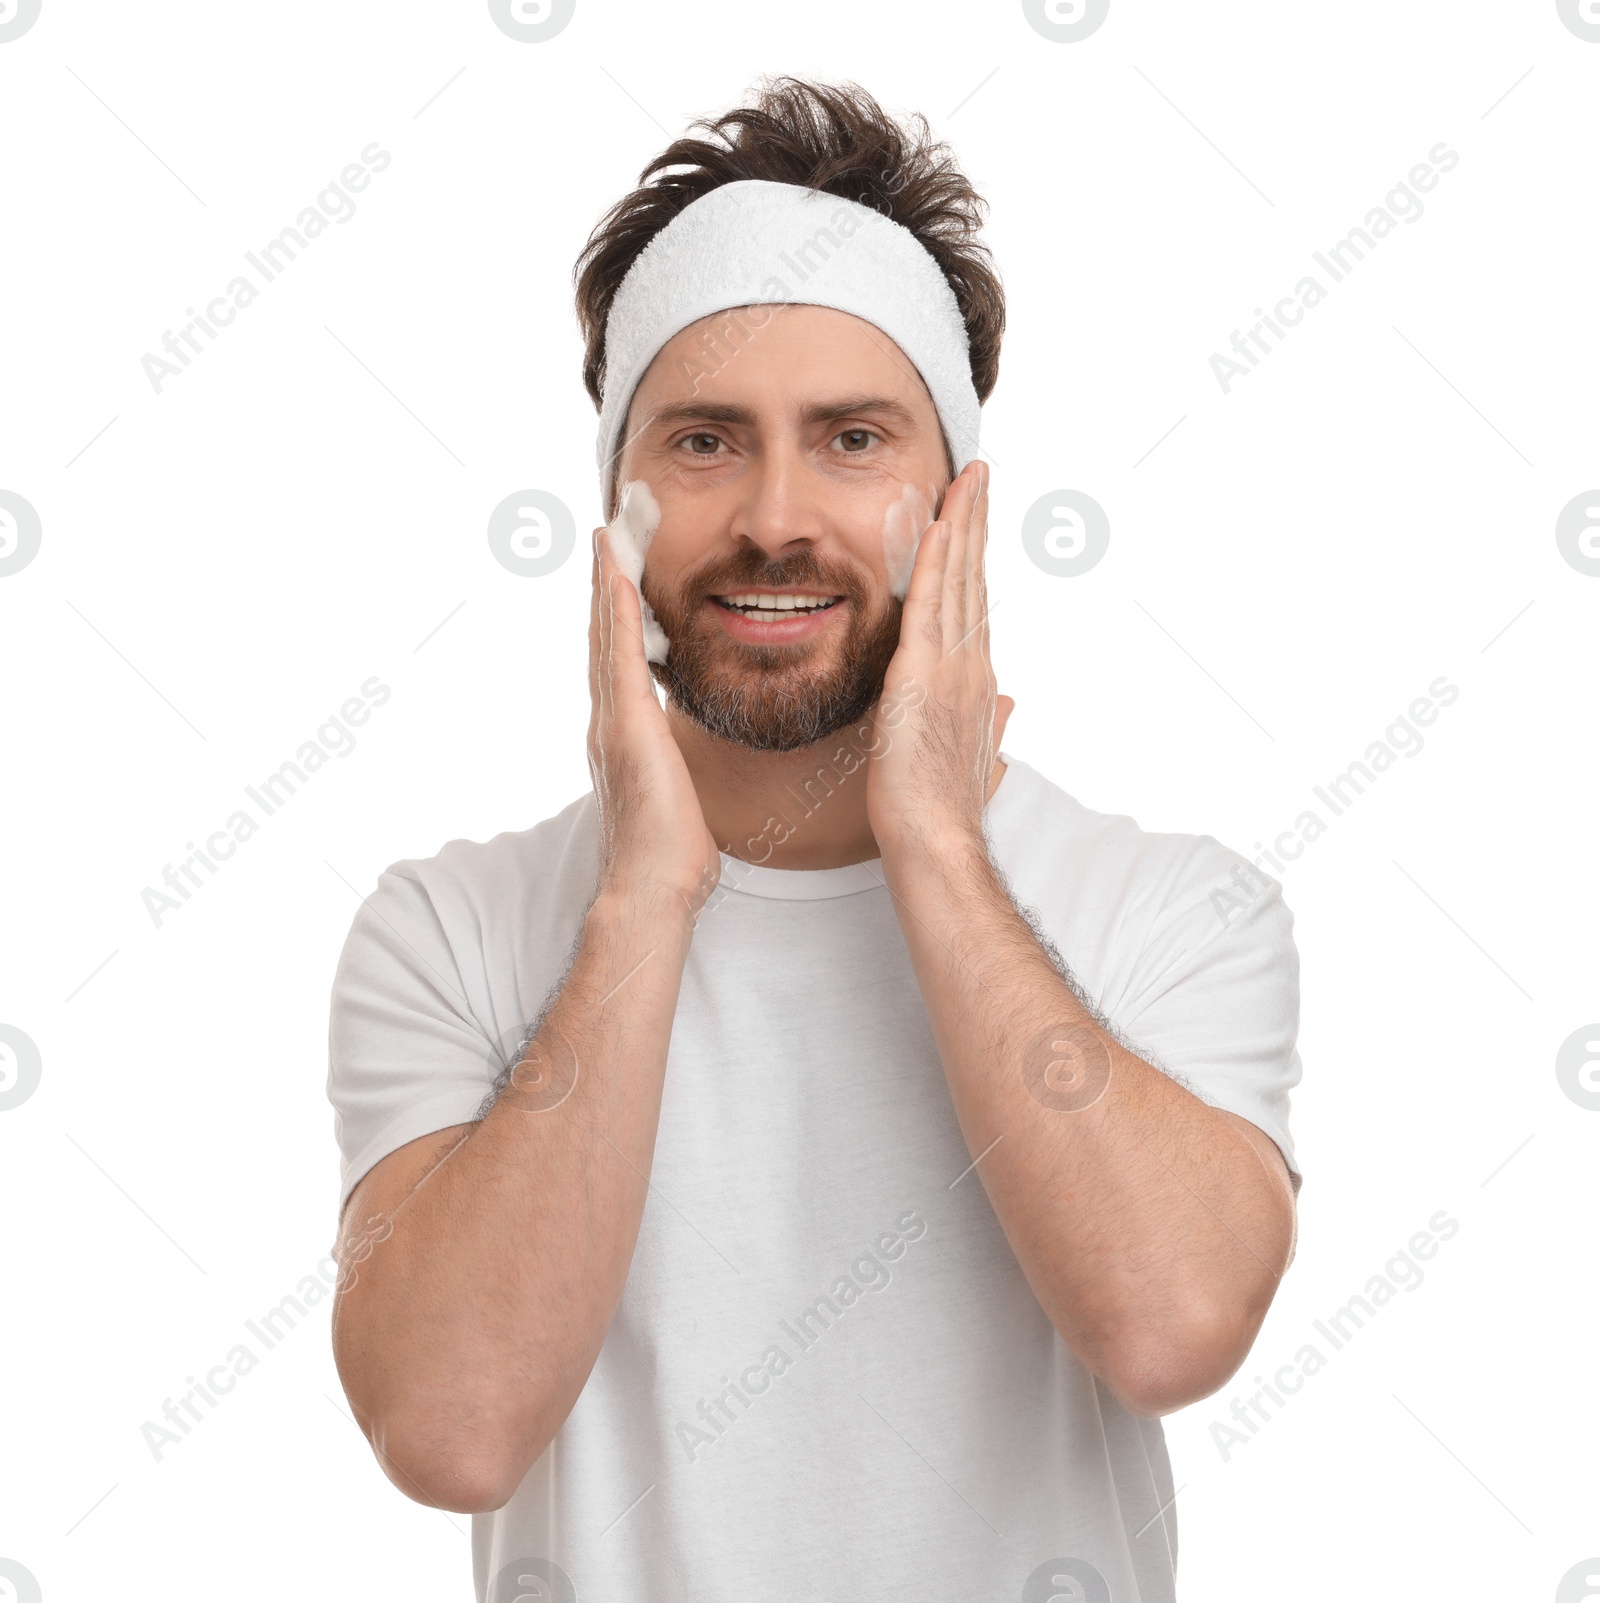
[604,480,670,664]
[881,481,936,601]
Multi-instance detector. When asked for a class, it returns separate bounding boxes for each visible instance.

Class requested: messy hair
[573,76,1005,415]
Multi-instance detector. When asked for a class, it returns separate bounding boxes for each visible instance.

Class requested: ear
[993,693,1016,753]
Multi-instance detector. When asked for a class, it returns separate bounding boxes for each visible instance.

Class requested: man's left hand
[865,459,1015,865]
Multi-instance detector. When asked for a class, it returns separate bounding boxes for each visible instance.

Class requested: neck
[667,700,1006,871]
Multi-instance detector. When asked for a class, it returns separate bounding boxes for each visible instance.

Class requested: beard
[641,549,903,753]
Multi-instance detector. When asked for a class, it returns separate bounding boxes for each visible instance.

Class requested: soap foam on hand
[881,481,937,601]
[604,480,670,664]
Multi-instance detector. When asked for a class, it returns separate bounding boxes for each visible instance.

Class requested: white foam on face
[881,481,937,601]
[604,479,670,664]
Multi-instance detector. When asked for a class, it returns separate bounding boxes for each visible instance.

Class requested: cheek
[603,480,661,581]
[627,503,694,590]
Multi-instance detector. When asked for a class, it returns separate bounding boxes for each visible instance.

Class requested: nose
[726,439,829,567]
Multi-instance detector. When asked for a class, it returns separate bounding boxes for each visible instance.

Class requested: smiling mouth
[711,592,845,618]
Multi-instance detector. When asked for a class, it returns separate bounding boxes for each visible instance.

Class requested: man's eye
[837,428,875,452]
[685,433,721,455]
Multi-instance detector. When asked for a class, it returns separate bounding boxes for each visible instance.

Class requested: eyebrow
[643,395,921,431]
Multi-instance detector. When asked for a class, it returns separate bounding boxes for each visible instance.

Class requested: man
[327,78,1301,1603]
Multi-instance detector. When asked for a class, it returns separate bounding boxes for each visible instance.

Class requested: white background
[2,1,1596,1599]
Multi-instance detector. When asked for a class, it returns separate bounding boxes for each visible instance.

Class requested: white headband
[594,179,982,510]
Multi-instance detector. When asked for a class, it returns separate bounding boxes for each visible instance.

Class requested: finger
[974,458,987,631]
[941,462,979,655]
[942,460,990,659]
[599,527,631,728]
[969,461,990,647]
[588,528,603,717]
[902,513,951,658]
[598,535,613,723]
[589,529,608,798]
[597,526,654,713]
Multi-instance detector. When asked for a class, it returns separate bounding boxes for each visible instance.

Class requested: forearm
[333,884,694,1509]
[883,836,1294,1415]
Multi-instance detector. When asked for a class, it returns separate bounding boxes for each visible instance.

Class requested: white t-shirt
[327,750,1302,1603]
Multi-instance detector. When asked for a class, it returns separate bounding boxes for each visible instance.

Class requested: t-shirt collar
[715,750,1030,902]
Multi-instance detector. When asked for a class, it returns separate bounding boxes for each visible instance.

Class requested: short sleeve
[1111,837,1303,1185]
[326,864,499,1211]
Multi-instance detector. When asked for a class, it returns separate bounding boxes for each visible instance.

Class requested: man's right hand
[330,535,717,1513]
[588,525,722,914]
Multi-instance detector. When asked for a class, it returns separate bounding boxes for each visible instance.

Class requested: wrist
[589,876,706,936]
[878,820,992,887]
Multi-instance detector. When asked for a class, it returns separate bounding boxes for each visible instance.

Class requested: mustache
[679,553,868,598]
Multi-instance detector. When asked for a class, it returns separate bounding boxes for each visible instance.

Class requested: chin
[664,668,885,754]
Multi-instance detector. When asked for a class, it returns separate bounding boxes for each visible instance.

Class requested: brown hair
[573,76,1004,414]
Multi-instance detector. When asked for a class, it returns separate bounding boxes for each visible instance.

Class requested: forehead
[628,303,940,421]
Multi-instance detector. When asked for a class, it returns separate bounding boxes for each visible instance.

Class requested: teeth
[719,592,837,615]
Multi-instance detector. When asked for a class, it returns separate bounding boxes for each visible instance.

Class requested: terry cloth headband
[594,178,982,511]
